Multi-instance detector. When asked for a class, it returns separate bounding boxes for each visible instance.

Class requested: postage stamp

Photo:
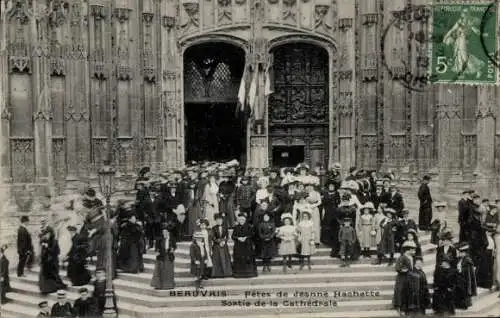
[429,2,498,84]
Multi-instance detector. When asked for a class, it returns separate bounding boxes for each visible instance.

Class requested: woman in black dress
[118,215,145,273]
[232,214,258,278]
[151,224,176,290]
[39,227,67,294]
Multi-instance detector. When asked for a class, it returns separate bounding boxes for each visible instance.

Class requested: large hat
[401,240,417,250]
[375,180,384,187]
[20,215,29,223]
[346,180,359,191]
[401,208,410,215]
[489,203,498,210]
[343,217,352,223]
[193,231,204,239]
[462,189,474,194]
[434,201,447,208]
[440,229,453,241]
[38,301,49,308]
[281,213,293,222]
[384,207,396,214]
[57,290,67,298]
[407,228,417,235]
[332,162,341,170]
[472,193,480,199]
[66,225,77,232]
[295,163,310,171]
[300,209,312,217]
[456,242,469,251]
[362,202,375,211]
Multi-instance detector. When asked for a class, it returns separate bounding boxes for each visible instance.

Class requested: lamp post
[97,162,117,318]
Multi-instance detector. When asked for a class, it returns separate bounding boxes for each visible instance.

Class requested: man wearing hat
[454,242,477,310]
[338,217,356,267]
[458,189,474,243]
[17,215,33,277]
[417,175,433,231]
[344,166,358,181]
[370,180,386,210]
[36,300,50,317]
[51,290,73,317]
[73,287,99,317]
[484,203,499,232]
[387,183,404,216]
[65,225,91,287]
[326,163,342,190]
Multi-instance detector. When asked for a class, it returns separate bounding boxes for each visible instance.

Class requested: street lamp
[97,161,117,318]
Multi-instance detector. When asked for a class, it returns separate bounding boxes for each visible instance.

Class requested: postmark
[480,1,500,69]
[381,5,439,92]
[430,2,498,85]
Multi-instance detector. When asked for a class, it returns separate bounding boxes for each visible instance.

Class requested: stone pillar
[0,0,11,184]
[31,3,53,194]
[160,0,182,168]
[247,1,268,169]
[435,84,462,188]
[475,86,497,197]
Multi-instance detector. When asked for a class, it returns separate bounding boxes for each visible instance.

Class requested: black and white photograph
[0,0,500,317]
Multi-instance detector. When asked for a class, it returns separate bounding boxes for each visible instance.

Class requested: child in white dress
[276,213,297,273]
[297,211,315,270]
[359,203,374,258]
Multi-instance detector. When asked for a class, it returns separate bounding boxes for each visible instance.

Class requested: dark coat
[417,183,433,229]
[435,245,458,270]
[17,225,33,255]
[0,255,10,302]
[393,254,413,310]
[257,221,277,259]
[370,191,385,211]
[151,235,176,290]
[455,256,477,309]
[395,218,418,249]
[135,188,152,222]
[210,225,232,277]
[66,233,91,286]
[379,218,397,255]
[72,297,99,317]
[189,241,210,278]
[50,302,73,317]
[118,222,144,273]
[387,192,404,215]
[321,191,341,248]
[232,223,257,278]
[433,267,457,315]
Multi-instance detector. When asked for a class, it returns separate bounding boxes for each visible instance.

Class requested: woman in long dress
[430,202,449,245]
[118,215,144,273]
[38,227,67,294]
[232,214,257,278]
[151,226,176,290]
[210,214,232,278]
[305,183,322,245]
[203,174,219,227]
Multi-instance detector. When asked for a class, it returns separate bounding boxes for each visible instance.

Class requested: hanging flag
[237,66,247,112]
[264,55,274,96]
[247,66,259,116]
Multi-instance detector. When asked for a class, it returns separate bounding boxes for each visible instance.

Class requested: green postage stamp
[430,2,498,84]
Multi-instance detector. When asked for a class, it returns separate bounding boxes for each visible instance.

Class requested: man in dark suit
[17,215,33,277]
[417,175,433,230]
[458,190,473,243]
[387,183,405,216]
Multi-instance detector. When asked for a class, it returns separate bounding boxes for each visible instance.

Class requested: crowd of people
[0,160,499,317]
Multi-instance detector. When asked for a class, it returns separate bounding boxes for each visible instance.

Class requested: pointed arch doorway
[183,42,246,164]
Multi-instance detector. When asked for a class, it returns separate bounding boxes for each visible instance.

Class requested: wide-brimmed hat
[434,201,447,208]
[295,163,310,172]
[361,202,375,211]
[343,217,352,223]
[456,242,469,252]
[300,209,312,217]
[281,213,293,222]
[384,208,396,215]
[401,240,417,250]
[193,232,204,240]
[440,230,453,241]
[332,162,341,170]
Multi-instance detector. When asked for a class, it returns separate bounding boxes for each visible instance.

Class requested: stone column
[475,86,497,197]
[0,0,11,184]
[247,1,268,169]
[31,3,53,195]
[435,84,462,188]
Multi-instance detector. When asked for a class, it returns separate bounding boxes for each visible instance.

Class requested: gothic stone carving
[338,18,353,31]
[115,8,131,24]
[282,0,297,23]
[314,5,333,31]
[181,2,200,30]
[7,0,31,25]
[48,0,69,28]
[161,16,176,29]
[218,0,232,23]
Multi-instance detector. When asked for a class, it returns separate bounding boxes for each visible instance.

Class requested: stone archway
[182,42,247,163]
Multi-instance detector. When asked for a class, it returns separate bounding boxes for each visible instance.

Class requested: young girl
[276,213,297,272]
[297,210,315,270]
[151,225,176,290]
[292,192,309,224]
[378,208,397,266]
[358,203,374,257]
[258,213,277,272]
[190,232,211,289]
[430,202,449,245]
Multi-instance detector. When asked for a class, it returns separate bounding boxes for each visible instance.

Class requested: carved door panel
[268,43,329,168]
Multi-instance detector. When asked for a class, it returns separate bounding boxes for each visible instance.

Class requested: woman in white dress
[255,176,270,204]
[305,183,322,245]
[202,174,219,227]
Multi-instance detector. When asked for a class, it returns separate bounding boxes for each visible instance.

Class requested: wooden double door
[268,43,330,169]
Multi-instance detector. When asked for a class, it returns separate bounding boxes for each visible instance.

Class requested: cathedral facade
[0,0,499,195]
